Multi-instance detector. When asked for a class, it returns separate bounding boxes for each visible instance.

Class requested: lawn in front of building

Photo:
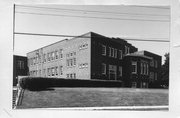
[17,87,168,109]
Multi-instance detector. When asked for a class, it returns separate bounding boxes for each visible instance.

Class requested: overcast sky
[14,5,170,63]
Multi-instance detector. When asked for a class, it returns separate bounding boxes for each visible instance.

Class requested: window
[67,74,69,78]
[154,60,158,68]
[48,68,51,76]
[125,46,130,54]
[132,61,137,74]
[43,54,46,63]
[109,47,111,57]
[51,67,55,76]
[73,58,76,66]
[150,60,154,67]
[143,63,146,75]
[17,60,24,69]
[101,63,106,74]
[119,50,122,59]
[55,66,58,76]
[146,64,149,75]
[119,66,122,77]
[141,62,143,74]
[59,66,63,75]
[43,69,46,77]
[102,45,106,56]
[150,72,154,81]
[114,49,117,58]
[155,73,158,80]
[73,73,76,79]
[55,50,58,59]
[51,52,55,60]
[111,48,114,57]
[79,63,88,69]
[79,43,88,50]
[132,82,137,88]
[59,49,63,59]
[47,53,50,62]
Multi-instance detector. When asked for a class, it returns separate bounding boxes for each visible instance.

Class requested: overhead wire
[14,32,170,42]
[15,11,170,22]
[15,4,170,17]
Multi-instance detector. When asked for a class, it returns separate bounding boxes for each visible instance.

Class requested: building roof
[125,53,152,60]
[27,31,137,54]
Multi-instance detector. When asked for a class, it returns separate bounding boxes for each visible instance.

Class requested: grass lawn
[17,87,168,109]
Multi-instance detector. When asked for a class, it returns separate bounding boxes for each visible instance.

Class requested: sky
[14,5,170,64]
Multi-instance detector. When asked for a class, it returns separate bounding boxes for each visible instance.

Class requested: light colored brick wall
[27,33,91,80]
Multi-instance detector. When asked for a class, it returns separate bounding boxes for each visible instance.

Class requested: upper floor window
[114,49,117,58]
[119,66,122,77]
[59,49,63,59]
[132,61,137,74]
[17,60,24,69]
[102,45,106,56]
[79,43,88,50]
[55,50,58,59]
[119,50,122,59]
[125,46,130,54]
[109,47,111,57]
[59,66,63,75]
[79,63,88,69]
[101,63,106,74]
[43,54,46,63]
[150,60,154,67]
[154,60,158,68]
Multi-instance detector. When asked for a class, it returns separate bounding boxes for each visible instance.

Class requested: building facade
[13,55,28,86]
[27,32,161,88]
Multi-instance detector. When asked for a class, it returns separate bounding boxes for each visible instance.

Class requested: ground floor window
[101,63,106,74]
[132,82,137,88]
[109,65,117,80]
[132,61,137,74]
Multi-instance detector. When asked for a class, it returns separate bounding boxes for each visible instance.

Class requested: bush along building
[27,32,162,88]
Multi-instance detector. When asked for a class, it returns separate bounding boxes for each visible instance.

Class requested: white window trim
[119,66,122,77]
[102,45,106,56]
[102,63,106,74]
[119,50,122,59]
[132,61,137,74]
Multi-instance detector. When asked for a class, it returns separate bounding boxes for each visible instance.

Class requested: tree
[160,53,169,87]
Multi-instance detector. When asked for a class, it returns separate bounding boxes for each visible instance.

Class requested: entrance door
[109,65,117,80]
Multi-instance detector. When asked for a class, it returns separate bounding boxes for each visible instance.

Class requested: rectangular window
[119,50,122,59]
[109,47,111,57]
[59,66,63,75]
[43,54,46,63]
[111,48,114,57]
[59,49,63,59]
[150,60,154,67]
[55,50,58,59]
[150,72,154,81]
[55,66,58,76]
[125,46,130,54]
[119,66,122,77]
[101,63,106,74]
[73,73,76,79]
[47,53,50,62]
[155,60,158,68]
[141,62,143,74]
[43,69,46,77]
[17,60,24,69]
[146,64,149,75]
[73,58,76,66]
[114,49,117,58]
[52,67,55,76]
[102,45,106,56]
[155,73,158,80]
[132,61,137,74]
[143,63,146,75]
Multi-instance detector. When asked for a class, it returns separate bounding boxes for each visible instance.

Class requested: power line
[14,32,170,42]
[15,11,170,22]
[15,4,169,17]
[131,5,170,10]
